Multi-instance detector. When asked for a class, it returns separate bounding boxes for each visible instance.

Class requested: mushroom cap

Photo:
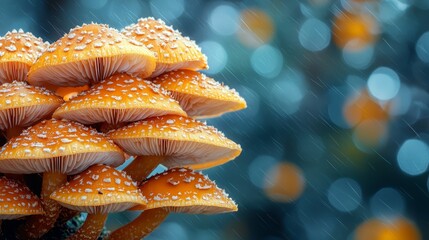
[0,29,48,83]
[131,168,237,214]
[122,18,207,77]
[108,115,241,169]
[0,81,64,130]
[0,176,44,219]
[53,73,187,125]
[28,23,156,87]
[51,164,146,214]
[55,85,90,101]
[0,118,125,174]
[153,70,247,118]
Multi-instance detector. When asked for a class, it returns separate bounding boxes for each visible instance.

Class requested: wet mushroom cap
[0,29,48,83]
[0,176,44,219]
[108,115,242,169]
[51,164,146,214]
[0,81,64,130]
[53,73,187,125]
[122,17,207,77]
[28,23,156,87]
[131,168,237,214]
[0,118,125,174]
[153,70,247,118]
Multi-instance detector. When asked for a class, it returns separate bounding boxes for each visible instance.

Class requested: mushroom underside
[170,92,243,118]
[56,202,140,214]
[0,104,61,130]
[30,54,152,87]
[114,138,238,168]
[146,203,237,215]
[0,151,124,174]
[151,60,205,78]
[54,107,180,125]
[0,62,29,83]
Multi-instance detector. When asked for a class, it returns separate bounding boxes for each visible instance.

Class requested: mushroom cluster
[0,18,246,240]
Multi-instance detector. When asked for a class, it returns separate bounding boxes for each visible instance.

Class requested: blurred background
[2,0,429,239]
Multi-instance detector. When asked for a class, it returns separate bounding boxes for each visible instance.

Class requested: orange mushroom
[0,118,125,238]
[0,81,64,139]
[53,73,186,125]
[0,176,44,220]
[122,17,208,77]
[28,23,156,87]
[0,29,48,83]
[55,85,90,101]
[51,164,146,240]
[108,115,242,182]
[109,168,237,240]
[153,70,247,118]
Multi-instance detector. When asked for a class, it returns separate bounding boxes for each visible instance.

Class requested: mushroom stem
[5,126,24,140]
[18,172,67,239]
[57,207,80,226]
[109,208,169,240]
[68,213,108,240]
[123,156,164,182]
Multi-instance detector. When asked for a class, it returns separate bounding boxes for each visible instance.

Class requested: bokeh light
[298,18,331,52]
[237,9,274,48]
[208,4,239,36]
[251,45,283,78]
[352,120,387,151]
[327,178,362,212]
[367,67,401,101]
[248,155,278,189]
[370,188,405,219]
[416,32,429,63]
[264,162,305,203]
[343,90,389,127]
[342,44,374,69]
[149,0,184,22]
[332,11,378,51]
[200,41,228,74]
[354,217,421,240]
[397,139,429,176]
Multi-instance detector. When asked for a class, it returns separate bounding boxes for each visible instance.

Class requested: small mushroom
[53,73,186,125]
[28,23,156,87]
[0,118,125,238]
[0,29,48,83]
[0,81,64,139]
[0,176,43,221]
[51,164,146,240]
[109,168,237,239]
[153,70,247,118]
[108,115,242,182]
[122,18,208,77]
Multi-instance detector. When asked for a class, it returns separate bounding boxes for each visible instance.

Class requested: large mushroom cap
[0,176,44,219]
[0,118,125,174]
[131,168,237,214]
[108,115,242,169]
[0,81,64,130]
[51,164,146,214]
[153,70,247,118]
[122,18,207,77]
[0,29,48,83]
[28,23,156,87]
[53,73,187,125]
